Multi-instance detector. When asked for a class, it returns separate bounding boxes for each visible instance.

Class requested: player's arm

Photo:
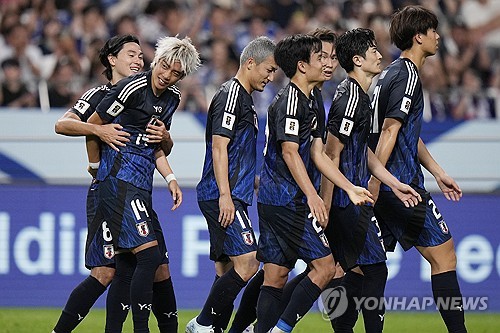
[367,149,421,207]
[146,118,174,156]
[155,149,182,211]
[86,112,106,177]
[212,134,234,228]
[55,111,130,152]
[418,138,462,201]
[282,140,328,226]
[311,137,373,208]
[368,117,402,200]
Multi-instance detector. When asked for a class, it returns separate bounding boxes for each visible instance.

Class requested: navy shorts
[96,176,157,251]
[326,204,386,271]
[198,199,258,262]
[374,189,452,252]
[257,203,331,269]
[86,178,170,268]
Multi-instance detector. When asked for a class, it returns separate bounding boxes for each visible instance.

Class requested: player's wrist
[164,173,177,184]
[88,161,100,170]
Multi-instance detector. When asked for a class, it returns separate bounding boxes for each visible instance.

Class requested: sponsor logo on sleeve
[285,118,299,135]
[222,112,236,130]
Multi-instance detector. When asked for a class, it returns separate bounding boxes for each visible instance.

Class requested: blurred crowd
[0,0,499,120]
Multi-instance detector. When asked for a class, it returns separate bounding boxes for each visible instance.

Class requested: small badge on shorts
[320,234,330,248]
[103,244,115,259]
[241,231,254,246]
[136,221,150,237]
[438,220,449,234]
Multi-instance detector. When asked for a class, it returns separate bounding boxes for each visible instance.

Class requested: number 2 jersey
[369,57,424,191]
[94,71,180,191]
[196,78,258,206]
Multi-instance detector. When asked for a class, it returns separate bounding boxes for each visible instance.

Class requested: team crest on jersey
[241,231,254,246]
[103,245,115,259]
[339,118,354,136]
[136,221,150,237]
[400,96,411,114]
[319,233,329,248]
[73,99,90,114]
[438,220,449,234]
[106,100,125,117]
[222,112,236,130]
[285,118,299,136]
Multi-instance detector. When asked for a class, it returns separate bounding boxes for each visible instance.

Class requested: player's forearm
[418,138,445,179]
[373,119,400,167]
[282,148,318,198]
[160,136,174,156]
[368,149,400,189]
[314,152,357,194]
[212,145,231,197]
[154,149,174,177]
[86,136,101,163]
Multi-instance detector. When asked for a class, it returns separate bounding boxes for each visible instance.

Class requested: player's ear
[246,57,255,70]
[108,54,116,67]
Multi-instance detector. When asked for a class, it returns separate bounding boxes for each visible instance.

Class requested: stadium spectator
[0,57,36,107]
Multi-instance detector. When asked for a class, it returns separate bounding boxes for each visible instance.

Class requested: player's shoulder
[78,84,110,102]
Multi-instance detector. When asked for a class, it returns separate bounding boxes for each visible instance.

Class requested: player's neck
[291,75,317,98]
[400,48,427,70]
[234,72,252,95]
[348,70,373,93]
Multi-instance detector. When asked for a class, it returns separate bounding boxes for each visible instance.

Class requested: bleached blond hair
[151,36,201,77]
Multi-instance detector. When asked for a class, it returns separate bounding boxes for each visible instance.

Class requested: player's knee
[235,258,260,281]
[91,266,115,286]
[154,263,171,282]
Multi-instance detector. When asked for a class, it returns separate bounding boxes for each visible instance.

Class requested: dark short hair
[274,34,322,78]
[99,35,140,80]
[390,5,438,51]
[308,27,337,45]
[336,28,376,73]
[1,57,20,69]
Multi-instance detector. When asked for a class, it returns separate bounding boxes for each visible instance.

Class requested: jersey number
[102,221,113,242]
[131,198,150,221]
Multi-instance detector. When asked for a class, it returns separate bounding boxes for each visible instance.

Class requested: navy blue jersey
[369,58,424,191]
[69,83,112,122]
[95,71,180,191]
[328,78,371,208]
[310,86,326,191]
[258,82,322,206]
[196,78,258,205]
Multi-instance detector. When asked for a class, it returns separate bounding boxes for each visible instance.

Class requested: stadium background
[0,0,499,329]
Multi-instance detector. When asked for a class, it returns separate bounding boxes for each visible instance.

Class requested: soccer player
[255,34,373,333]
[52,35,182,333]
[323,28,421,333]
[186,36,278,333]
[86,36,200,333]
[369,6,467,333]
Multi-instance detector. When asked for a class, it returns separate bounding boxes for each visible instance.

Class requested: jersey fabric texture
[196,78,258,205]
[310,86,326,191]
[95,71,181,191]
[69,83,112,122]
[369,57,424,191]
[328,77,371,208]
[198,199,257,262]
[257,82,322,207]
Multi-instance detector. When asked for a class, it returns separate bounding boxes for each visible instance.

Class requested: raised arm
[418,138,462,201]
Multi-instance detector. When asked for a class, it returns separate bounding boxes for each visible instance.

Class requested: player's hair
[390,5,438,51]
[240,36,276,66]
[151,36,201,77]
[99,35,140,80]
[274,34,322,78]
[336,28,377,73]
[308,27,337,45]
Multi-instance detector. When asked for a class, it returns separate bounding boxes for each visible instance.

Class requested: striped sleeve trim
[224,80,240,113]
[344,81,359,118]
[118,76,147,102]
[286,86,299,116]
[404,61,418,96]
[80,85,106,101]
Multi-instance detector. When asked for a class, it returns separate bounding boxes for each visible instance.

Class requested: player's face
[421,28,440,56]
[249,55,278,92]
[361,45,383,76]
[152,59,184,94]
[305,50,324,84]
[320,41,338,81]
[112,42,144,82]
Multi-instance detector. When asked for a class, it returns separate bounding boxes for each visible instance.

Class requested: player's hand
[146,119,169,144]
[218,194,235,228]
[307,193,328,227]
[346,186,374,206]
[392,182,422,208]
[97,123,130,152]
[367,176,381,203]
[436,173,462,202]
[168,180,182,211]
